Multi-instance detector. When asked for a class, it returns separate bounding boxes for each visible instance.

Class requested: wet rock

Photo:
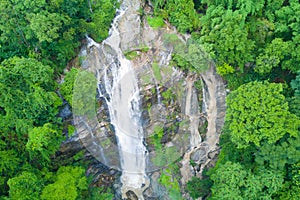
[58,134,83,156]
[191,148,207,164]
[125,191,139,200]
[59,103,72,119]
[143,172,166,200]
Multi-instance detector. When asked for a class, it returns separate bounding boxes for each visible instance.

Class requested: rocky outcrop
[199,64,226,173]
[59,0,226,199]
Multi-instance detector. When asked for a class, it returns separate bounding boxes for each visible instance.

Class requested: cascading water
[85,0,149,198]
[75,0,226,198]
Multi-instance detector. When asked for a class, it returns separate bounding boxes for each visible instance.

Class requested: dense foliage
[151,0,300,199]
[0,0,117,71]
[1,0,299,199]
[0,0,117,199]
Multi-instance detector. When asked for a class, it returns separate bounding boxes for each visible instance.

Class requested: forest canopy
[0,0,117,199]
[0,0,299,199]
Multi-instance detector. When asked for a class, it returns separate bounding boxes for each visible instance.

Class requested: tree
[197,7,255,72]
[255,38,289,74]
[291,70,300,97]
[84,0,118,42]
[210,161,247,199]
[0,57,61,140]
[166,0,200,33]
[7,171,42,200]
[28,11,67,43]
[255,136,300,171]
[41,166,88,200]
[226,81,300,148]
[26,123,64,163]
[202,0,265,15]
[210,162,284,199]
[289,72,300,117]
[186,176,212,199]
[152,0,199,33]
[0,141,20,176]
[0,141,21,195]
[274,0,300,73]
[60,68,79,105]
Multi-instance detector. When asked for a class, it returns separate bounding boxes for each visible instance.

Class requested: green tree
[0,141,21,194]
[7,171,42,200]
[186,176,212,199]
[197,7,255,72]
[152,0,199,33]
[226,81,300,148]
[0,57,61,141]
[291,70,300,97]
[255,136,300,171]
[210,162,284,199]
[41,166,88,200]
[279,162,300,200]
[83,0,118,42]
[60,68,79,105]
[166,0,199,33]
[28,11,67,43]
[289,72,300,117]
[274,0,300,73]
[255,38,289,74]
[210,162,247,199]
[26,123,64,163]
[202,0,265,15]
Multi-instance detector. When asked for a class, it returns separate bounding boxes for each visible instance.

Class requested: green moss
[160,65,173,76]
[139,46,150,52]
[159,164,183,200]
[152,62,162,82]
[124,46,149,60]
[73,151,85,161]
[124,51,139,60]
[141,74,152,85]
[100,138,111,148]
[67,125,76,137]
[147,16,165,28]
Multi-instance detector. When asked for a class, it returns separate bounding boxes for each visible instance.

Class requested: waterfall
[83,1,149,198]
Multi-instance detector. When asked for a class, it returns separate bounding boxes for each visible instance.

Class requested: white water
[87,1,149,198]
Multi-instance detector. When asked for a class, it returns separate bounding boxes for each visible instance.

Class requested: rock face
[59,0,226,199]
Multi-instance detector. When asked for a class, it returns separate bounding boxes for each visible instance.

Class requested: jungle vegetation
[1,0,299,199]
[151,0,299,199]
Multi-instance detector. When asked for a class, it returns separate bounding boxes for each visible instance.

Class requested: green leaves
[255,38,289,74]
[28,11,67,43]
[7,171,42,200]
[26,123,64,163]
[0,0,117,68]
[226,81,300,148]
[198,8,255,72]
[0,149,20,177]
[0,57,60,132]
[210,162,284,199]
[60,68,79,105]
[186,176,212,199]
[152,0,199,33]
[255,136,300,171]
[41,166,88,200]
